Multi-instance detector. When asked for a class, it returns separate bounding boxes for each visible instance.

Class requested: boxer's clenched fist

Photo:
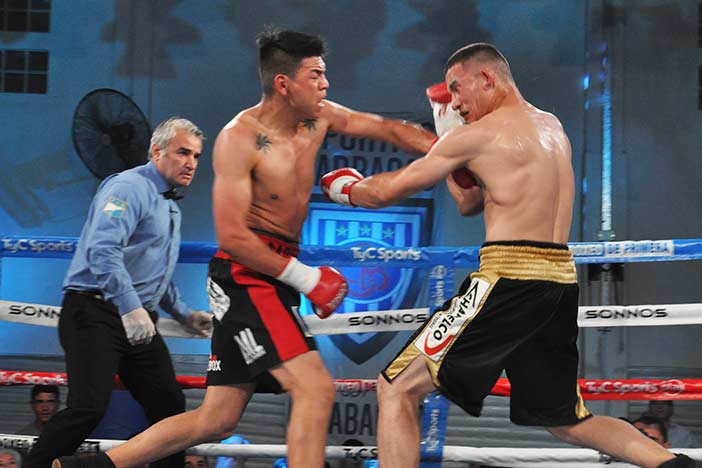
[426,82,464,137]
[276,257,348,318]
[320,167,364,207]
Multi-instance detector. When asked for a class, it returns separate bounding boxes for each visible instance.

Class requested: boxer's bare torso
[218,107,329,242]
[444,100,574,244]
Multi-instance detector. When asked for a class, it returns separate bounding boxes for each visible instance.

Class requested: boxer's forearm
[378,118,435,154]
[349,171,412,209]
[217,228,289,277]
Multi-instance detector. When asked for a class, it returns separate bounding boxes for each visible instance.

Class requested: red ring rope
[1,369,699,400]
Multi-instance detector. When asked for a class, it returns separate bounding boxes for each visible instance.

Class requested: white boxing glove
[426,82,464,137]
[121,307,156,346]
[182,310,214,337]
[320,167,364,207]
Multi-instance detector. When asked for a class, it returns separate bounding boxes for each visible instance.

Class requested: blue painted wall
[2,0,588,357]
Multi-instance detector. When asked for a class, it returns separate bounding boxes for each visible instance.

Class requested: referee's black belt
[65,290,157,317]
[65,289,105,301]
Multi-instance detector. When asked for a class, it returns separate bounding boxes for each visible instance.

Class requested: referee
[25,117,213,468]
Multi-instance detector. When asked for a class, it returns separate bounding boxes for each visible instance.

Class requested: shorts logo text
[207,355,221,372]
[207,277,230,321]
[234,328,266,364]
[415,277,489,361]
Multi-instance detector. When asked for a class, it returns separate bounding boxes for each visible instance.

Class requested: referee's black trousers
[24,291,186,468]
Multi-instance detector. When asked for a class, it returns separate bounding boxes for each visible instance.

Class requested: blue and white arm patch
[103,196,128,218]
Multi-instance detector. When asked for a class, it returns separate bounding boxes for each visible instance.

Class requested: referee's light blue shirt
[64,162,191,320]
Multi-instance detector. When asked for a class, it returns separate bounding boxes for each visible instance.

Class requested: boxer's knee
[193,406,238,441]
[291,373,335,409]
[546,422,584,445]
[377,368,428,406]
[377,372,396,403]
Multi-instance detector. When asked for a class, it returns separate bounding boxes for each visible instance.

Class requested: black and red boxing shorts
[205,230,315,392]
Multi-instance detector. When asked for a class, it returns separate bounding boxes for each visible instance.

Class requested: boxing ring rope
[3,299,702,336]
[1,236,702,465]
[0,433,701,466]
[2,369,702,401]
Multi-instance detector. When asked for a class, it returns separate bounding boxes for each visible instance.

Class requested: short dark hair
[445,42,513,81]
[342,438,364,446]
[30,384,59,401]
[256,27,327,97]
[635,414,669,443]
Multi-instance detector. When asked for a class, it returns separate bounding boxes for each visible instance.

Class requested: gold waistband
[478,243,577,284]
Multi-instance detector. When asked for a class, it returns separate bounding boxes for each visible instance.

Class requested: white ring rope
[1,299,701,338]
[1,434,700,464]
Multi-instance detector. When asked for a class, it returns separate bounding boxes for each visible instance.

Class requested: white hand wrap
[426,81,464,137]
[430,101,464,137]
[276,257,320,294]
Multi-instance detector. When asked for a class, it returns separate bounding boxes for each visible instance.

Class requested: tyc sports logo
[1,238,75,255]
[304,204,431,364]
[415,277,490,361]
[234,328,266,364]
[350,246,421,263]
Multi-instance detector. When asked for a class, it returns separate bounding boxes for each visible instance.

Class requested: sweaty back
[469,103,574,244]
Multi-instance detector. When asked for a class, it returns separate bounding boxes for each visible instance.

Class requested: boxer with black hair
[54,27,436,468]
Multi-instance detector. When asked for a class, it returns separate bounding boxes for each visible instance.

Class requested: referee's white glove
[182,311,214,337]
[121,307,156,345]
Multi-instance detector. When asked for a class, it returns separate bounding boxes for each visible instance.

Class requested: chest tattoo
[302,119,317,131]
[256,133,271,152]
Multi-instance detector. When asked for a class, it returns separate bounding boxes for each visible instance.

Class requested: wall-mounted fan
[72,88,151,179]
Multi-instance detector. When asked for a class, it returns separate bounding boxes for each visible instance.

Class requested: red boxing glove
[451,167,477,189]
[426,82,451,103]
[276,258,348,318]
[306,267,348,318]
[426,82,463,137]
[320,167,364,207]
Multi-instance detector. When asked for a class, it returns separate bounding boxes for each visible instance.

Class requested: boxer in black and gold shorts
[206,230,315,392]
[382,240,591,426]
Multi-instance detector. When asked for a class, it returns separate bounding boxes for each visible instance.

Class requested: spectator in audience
[184,455,208,468]
[634,415,671,448]
[0,449,22,468]
[648,400,700,448]
[340,439,377,468]
[15,385,60,436]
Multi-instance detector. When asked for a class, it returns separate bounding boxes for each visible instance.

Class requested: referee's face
[152,129,203,187]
